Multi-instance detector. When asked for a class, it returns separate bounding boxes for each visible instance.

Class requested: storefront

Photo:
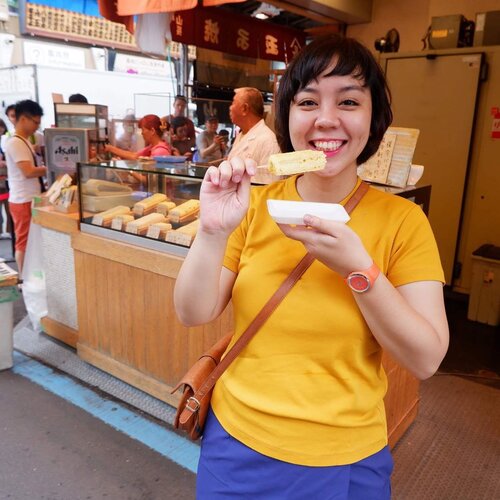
[4,0,499,454]
[30,154,433,448]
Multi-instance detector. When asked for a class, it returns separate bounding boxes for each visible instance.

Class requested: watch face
[348,273,370,293]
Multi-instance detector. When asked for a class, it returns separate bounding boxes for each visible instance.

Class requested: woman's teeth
[313,140,343,152]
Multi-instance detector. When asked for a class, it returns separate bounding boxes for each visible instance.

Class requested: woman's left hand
[278,215,373,277]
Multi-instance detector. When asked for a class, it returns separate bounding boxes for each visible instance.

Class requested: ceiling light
[252,3,282,20]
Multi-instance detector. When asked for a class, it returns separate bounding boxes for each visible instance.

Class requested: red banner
[171,7,305,63]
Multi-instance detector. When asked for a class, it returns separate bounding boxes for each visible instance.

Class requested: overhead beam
[268,0,372,24]
[304,24,344,36]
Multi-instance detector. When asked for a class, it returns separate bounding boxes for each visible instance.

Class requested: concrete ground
[0,368,196,500]
[1,236,196,500]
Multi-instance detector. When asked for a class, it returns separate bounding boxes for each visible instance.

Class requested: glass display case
[77,160,207,256]
[54,103,108,141]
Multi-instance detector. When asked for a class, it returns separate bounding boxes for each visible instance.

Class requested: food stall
[32,156,431,447]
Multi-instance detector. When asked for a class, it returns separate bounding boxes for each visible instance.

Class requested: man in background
[196,115,226,163]
[2,103,45,165]
[4,100,47,274]
[164,95,196,141]
[228,87,280,166]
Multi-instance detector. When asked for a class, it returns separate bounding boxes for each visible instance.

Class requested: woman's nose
[314,107,340,129]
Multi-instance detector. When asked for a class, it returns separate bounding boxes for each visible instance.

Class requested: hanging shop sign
[19,2,136,51]
[113,53,174,77]
[171,6,305,63]
[24,40,86,69]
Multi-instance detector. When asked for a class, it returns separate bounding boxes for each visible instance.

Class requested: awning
[98,0,246,33]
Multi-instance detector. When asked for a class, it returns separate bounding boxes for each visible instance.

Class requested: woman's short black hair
[275,34,392,165]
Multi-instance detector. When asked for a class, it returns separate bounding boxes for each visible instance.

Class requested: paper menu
[358,127,420,188]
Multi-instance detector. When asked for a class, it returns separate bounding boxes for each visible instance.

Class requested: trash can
[0,285,21,370]
[467,244,500,326]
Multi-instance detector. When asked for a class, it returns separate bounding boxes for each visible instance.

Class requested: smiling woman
[174,34,449,499]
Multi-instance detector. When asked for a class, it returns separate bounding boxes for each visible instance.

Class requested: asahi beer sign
[52,134,81,170]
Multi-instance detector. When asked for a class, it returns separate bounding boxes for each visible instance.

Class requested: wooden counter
[72,232,233,408]
[32,205,80,235]
[72,231,418,445]
[32,206,80,347]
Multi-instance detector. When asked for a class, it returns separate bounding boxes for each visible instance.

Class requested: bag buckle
[185,396,201,413]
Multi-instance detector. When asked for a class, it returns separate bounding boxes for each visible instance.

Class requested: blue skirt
[197,408,393,499]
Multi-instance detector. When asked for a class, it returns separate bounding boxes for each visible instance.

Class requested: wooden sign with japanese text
[358,127,420,188]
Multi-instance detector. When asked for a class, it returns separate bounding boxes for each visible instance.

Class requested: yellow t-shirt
[211,176,444,466]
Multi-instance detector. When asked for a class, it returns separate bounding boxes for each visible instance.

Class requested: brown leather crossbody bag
[171,181,369,441]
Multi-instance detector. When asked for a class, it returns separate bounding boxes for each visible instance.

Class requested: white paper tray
[267,199,350,225]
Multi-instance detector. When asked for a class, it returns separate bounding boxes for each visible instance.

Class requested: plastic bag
[22,221,47,333]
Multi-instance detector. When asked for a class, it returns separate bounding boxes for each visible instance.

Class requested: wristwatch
[345,262,380,293]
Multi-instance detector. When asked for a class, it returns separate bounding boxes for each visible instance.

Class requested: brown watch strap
[187,180,370,407]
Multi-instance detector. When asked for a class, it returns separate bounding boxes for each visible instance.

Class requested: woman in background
[0,118,11,237]
[105,114,172,160]
[170,116,195,159]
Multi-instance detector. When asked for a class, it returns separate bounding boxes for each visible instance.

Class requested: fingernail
[233,176,241,183]
[304,215,313,225]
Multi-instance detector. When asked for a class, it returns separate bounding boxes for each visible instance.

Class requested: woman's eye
[296,99,317,107]
[340,99,358,107]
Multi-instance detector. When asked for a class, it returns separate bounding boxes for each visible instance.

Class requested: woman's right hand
[199,157,256,236]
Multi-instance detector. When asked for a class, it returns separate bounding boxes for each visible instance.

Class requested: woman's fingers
[277,218,345,248]
[229,157,246,184]
[304,215,345,237]
[278,223,315,243]
[209,157,255,188]
[218,160,233,187]
[244,158,257,178]
[236,168,252,205]
[205,166,221,186]
[204,157,256,192]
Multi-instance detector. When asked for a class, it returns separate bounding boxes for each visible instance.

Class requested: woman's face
[288,67,372,178]
[176,125,188,139]
[141,127,155,144]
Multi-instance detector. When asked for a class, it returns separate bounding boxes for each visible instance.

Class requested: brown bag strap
[189,180,370,406]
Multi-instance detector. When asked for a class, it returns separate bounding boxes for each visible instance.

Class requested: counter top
[32,205,80,234]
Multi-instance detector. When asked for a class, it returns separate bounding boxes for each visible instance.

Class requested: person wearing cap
[196,115,226,163]
[105,114,172,159]
[228,87,280,166]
